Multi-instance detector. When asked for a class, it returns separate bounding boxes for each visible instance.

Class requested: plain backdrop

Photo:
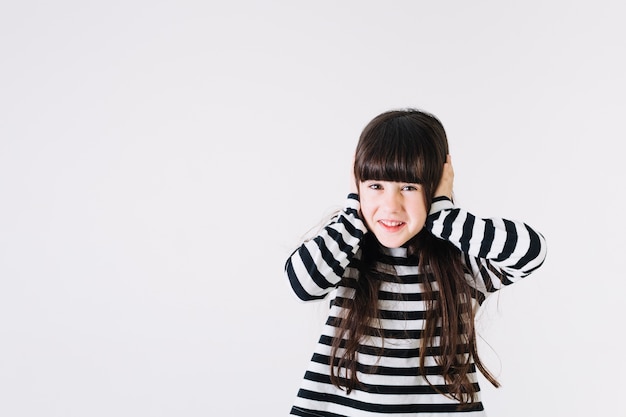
[1,1,625,416]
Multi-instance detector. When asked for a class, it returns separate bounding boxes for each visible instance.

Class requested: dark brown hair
[329,109,500,406]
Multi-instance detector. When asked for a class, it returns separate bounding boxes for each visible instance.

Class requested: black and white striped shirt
[286,194,547,416]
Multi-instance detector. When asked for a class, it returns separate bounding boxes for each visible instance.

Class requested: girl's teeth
[381,220,402,226]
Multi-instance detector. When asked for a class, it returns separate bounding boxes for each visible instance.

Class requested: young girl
[285,109,547,416]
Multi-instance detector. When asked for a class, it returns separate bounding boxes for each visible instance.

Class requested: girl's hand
[434,154,454,200]
[350,154,359,195]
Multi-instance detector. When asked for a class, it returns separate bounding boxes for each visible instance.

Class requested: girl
[286,109,547,416]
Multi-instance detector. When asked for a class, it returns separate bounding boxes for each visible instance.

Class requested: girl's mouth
[378,220,405,231]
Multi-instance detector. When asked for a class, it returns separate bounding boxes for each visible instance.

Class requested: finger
[445,154,454,177]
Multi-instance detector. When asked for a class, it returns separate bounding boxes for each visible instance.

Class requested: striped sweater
[286,194,547,416]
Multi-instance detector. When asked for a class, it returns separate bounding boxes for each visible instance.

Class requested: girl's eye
[402,185,420,191]
[368,183,382,190]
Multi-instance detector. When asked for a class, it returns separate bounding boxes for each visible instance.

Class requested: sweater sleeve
[425,197,547,297]
[285,194,368,301]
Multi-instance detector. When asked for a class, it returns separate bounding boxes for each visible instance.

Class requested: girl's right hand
[350,155,359,195]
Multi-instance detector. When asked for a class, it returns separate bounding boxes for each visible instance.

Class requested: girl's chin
[373,235,411,249]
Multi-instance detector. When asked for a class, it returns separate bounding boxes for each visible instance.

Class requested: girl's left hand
[434,154,454,200]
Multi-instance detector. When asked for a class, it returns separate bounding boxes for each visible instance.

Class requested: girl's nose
[382,190,402,211]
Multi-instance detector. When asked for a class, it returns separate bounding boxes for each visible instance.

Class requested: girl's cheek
[359,205,373,226]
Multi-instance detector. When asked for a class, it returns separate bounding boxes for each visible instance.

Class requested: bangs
[357,143,426,184]
[356,117,432,184]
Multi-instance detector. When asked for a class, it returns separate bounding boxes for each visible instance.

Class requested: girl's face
[359,180,428,248]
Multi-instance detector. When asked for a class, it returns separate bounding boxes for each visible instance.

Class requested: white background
[1,1,625,416]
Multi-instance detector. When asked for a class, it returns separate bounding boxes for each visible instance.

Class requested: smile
[378,220,406,230]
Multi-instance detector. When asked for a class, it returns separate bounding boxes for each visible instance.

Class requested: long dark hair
[329,109,500,405]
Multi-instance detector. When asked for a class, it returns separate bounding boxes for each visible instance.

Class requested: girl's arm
[425,196,547,295]
[285,194,368,301]
[427,156,547,295]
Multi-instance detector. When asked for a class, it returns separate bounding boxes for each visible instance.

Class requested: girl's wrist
[429,196,455,215]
